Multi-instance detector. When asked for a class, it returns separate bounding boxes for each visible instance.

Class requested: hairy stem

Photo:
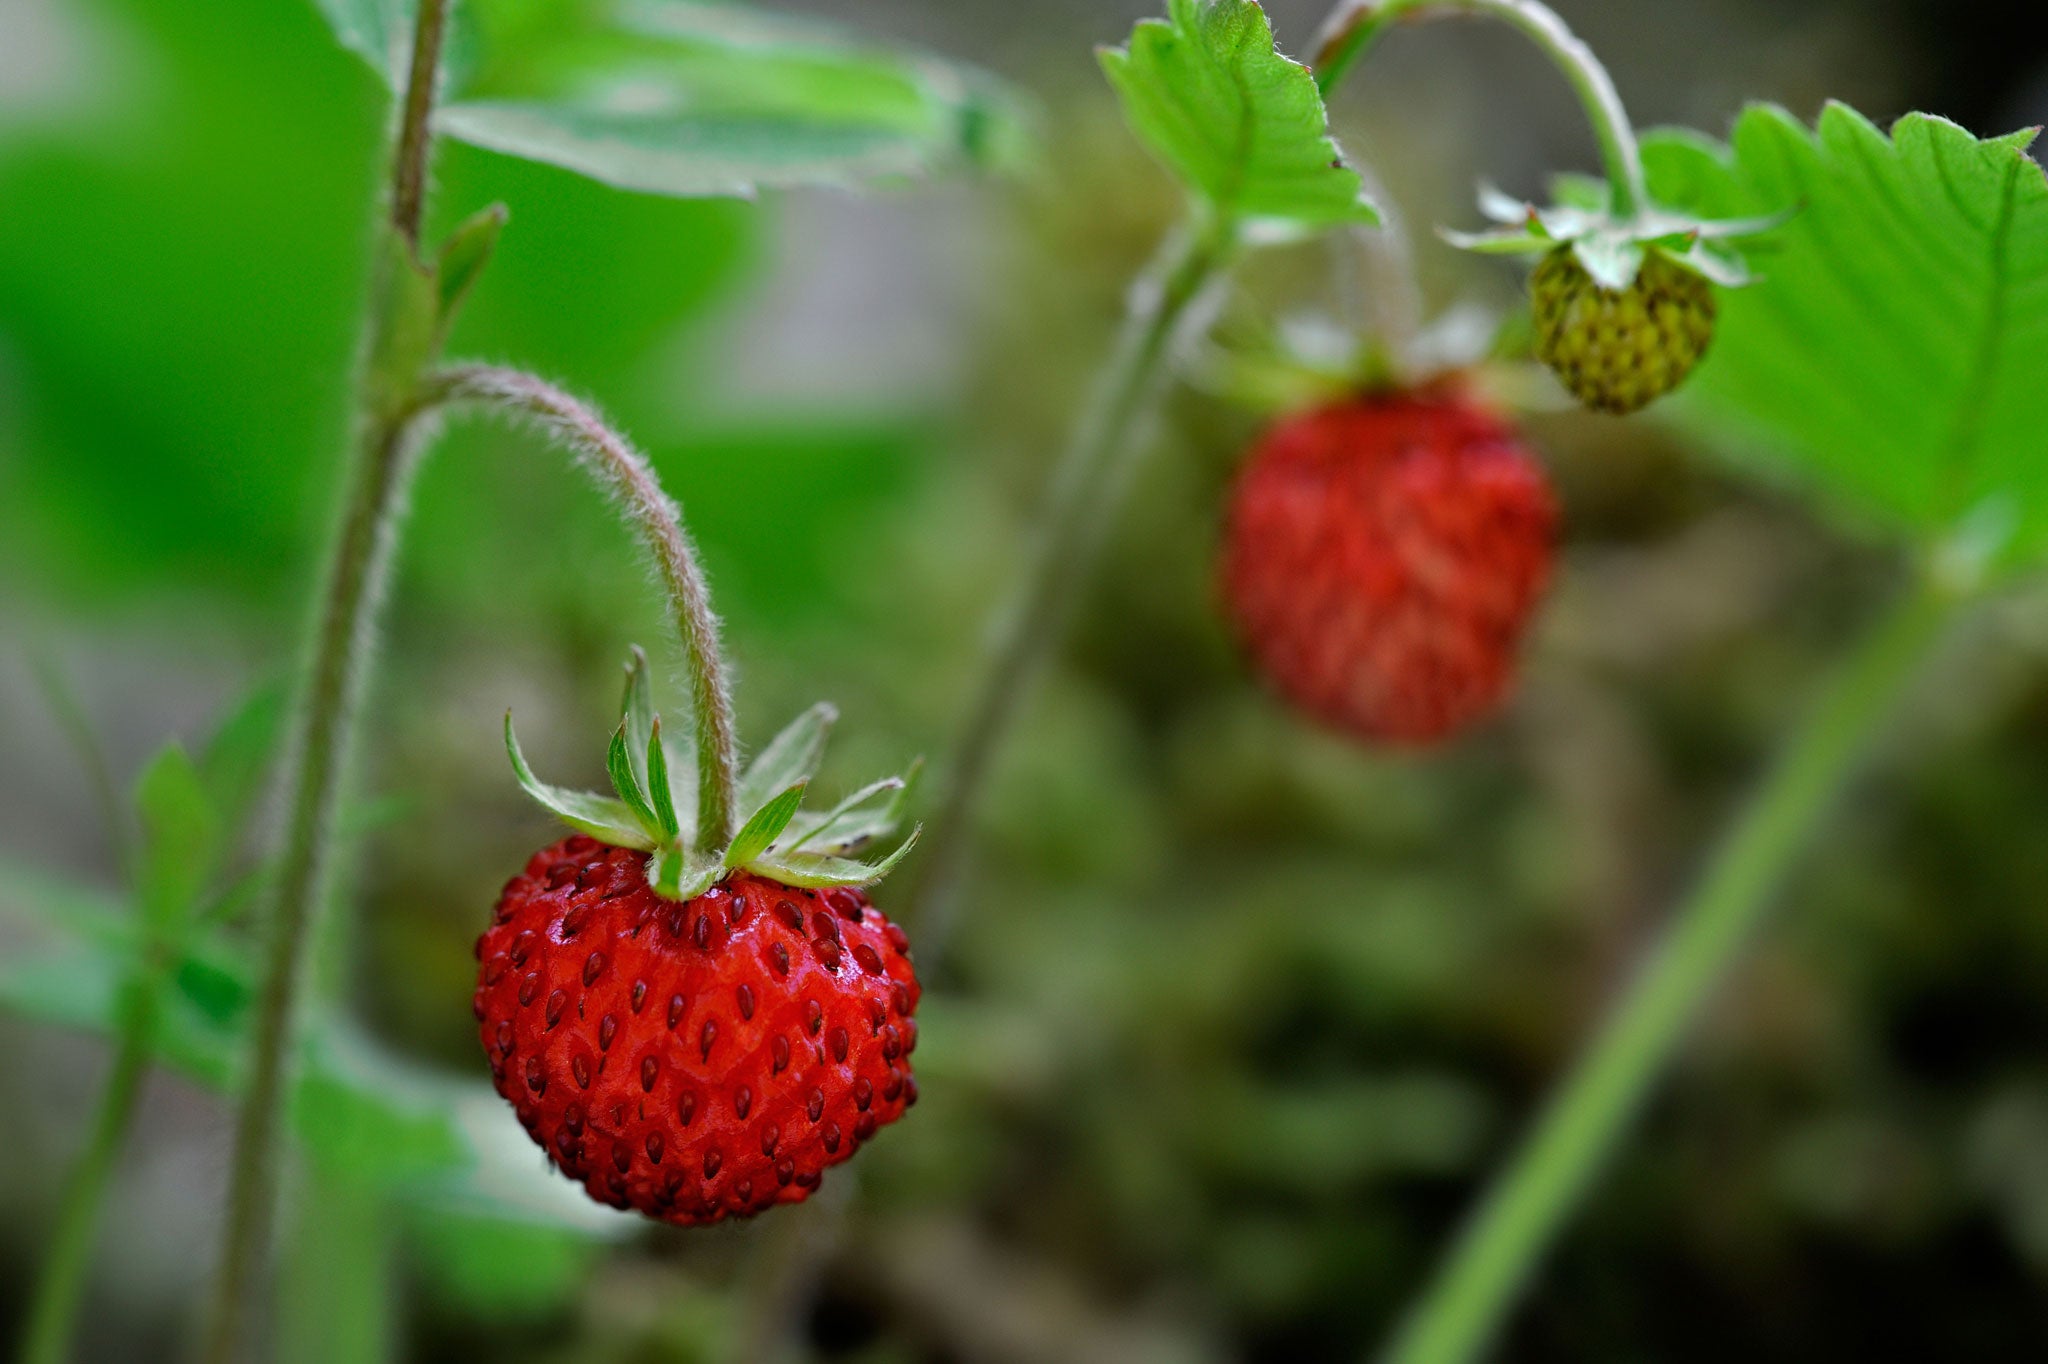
[204,9,457,1356]
[903,226,1232,954]
[1379,574,1961,1364]
[1314,0,1647,216]
[389,0,449,249]
[17,951,168,1364]
[426,365,740,851]
[201,399,440,1364]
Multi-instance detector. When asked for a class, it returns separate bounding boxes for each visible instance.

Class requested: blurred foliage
[5,1,2048,1363]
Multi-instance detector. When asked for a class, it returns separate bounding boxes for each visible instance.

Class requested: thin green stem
[1378,572,1962,1364]
[903,224,1233,955]
[203,5,454,1355]
[17,950,168,1364]
[426,365,740,851]
[1314,0,1646,217]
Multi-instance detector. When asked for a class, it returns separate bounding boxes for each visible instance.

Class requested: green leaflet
[1645,103,2048,569]
[1100,0,1379,241]
[309,0,1029,198]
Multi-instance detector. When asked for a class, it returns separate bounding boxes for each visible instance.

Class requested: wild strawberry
[481,648,922,1224]
[476,845,918,1225]
[1530,247,1715,415]
[1218,391,1557,745]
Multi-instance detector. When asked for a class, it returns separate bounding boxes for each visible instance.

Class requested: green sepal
[504,713,656,850]
[1446,177,1792,290]
[725,783,807,869]
[646,716,682,841]
[507,649,920,903]
[619,645,658,796]
[649,845,723,902]
[784,760,921,856]
[605,719,662,837]
[753,826,921,890]
[435,202,507,336]
[737,704,836,818]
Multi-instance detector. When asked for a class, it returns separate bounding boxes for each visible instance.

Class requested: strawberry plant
[1,0,2043,1360]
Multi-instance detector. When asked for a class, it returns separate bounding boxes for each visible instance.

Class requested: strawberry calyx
[506,647,920,900]
[1442,175,1794,291]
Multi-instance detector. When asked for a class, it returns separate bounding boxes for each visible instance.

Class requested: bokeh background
[5,0,2048,1359]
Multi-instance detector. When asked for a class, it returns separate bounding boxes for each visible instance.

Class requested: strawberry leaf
[133,742,221,933]
[1644,104,2048,569]
[725,783,808,869]
[504,713,656,850]
[431,0,1029,200]
[1100,0,1379,241]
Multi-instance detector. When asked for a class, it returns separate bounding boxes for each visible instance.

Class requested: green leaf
[434,0,1030,199]
[1099,0,1378,241]
[738,703,836,816]
[310,0,412,86]
[0,857,132,953]
[504,713,656,849]
[198,677,288,835]
[1643,104,2048,567]
[435,201,509,329]
[294,1020,471,1180]
[133,742,221,932]
[725,782,806,868]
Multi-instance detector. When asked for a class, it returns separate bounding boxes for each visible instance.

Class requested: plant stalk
[1378,572,1961,1364]
[17,950,168,1364]
[425,365,740,850]
[905,225,1232,953]
[200,401,439,1364]
[1314,0,1647,216]
[203,3,454,1357]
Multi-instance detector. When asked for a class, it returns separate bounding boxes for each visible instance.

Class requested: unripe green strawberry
[1531,248,1715,415]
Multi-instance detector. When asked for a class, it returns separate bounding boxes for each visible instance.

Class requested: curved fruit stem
[427,364,740,853]
[1379,571,1963,1364]
[203,2,453,1357]
[1314,0,1647,218]
[904,224,1233,954]
[17,946,171,1364]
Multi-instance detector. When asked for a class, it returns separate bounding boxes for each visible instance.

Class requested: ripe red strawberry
[483,648,923,1224]
[1218,390,1557,744]
[475,841,918,1225]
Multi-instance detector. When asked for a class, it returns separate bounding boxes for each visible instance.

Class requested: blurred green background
[4,0,2048,1359]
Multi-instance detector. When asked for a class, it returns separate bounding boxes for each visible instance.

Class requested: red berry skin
[1218,393,1557,745]
[475,837,920,1225]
